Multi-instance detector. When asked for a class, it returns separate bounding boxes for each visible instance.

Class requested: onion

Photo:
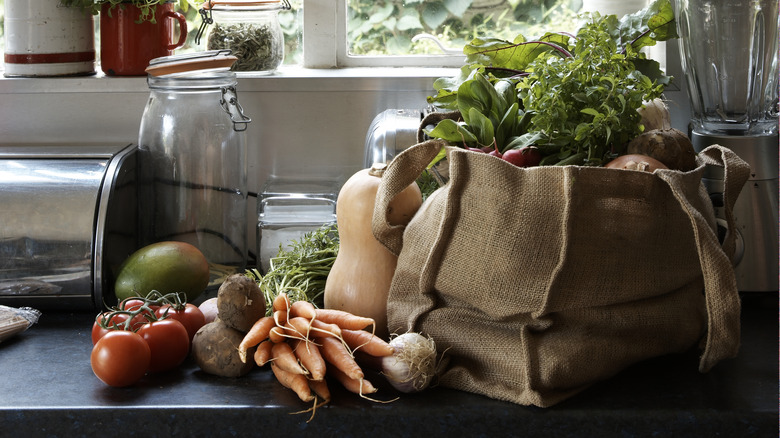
[380,332,438,393]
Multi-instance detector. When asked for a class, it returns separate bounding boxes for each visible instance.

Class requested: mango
[114,241,210,303]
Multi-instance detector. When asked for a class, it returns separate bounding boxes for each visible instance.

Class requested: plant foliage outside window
[346,0,583,56]
[0,0,582,68]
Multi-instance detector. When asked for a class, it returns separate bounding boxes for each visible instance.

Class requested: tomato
[91,330,151,387]
[137,318,190,373]
[91,312,132,345]
[155,304,206,343]
[119,297,159,328]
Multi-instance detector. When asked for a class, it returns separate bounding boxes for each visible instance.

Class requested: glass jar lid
[145,50,238,77]
[203,0,291,11]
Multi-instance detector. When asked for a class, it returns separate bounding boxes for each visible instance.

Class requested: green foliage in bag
[426,0,678,166]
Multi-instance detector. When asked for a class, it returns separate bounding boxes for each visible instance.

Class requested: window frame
[302,0,468,68]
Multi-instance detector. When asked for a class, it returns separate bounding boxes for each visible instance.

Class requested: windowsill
[0,65,458,94]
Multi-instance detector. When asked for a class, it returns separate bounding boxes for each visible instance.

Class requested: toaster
[0,144,137,310]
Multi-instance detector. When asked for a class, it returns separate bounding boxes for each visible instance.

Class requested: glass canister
[197,0,291,73]
[138,51,252,291]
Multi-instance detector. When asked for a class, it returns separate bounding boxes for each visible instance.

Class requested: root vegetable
[381,332,438,393]
[198,297,219,324]
[314,309,375,331]
[626,128,697,171]
[638,98,672,131]
[289,300,317,321]
[292,339,327,381]
[271,341,308,375]
[191,320,255,377]
[271,363,314,403]
[254,339,273,366]
[341,329,395,357]
[327,365,378,396]
[604,154,668,172]
[319,336,364,381]
[308,378,331,402]
[237,316,275,363]
[217,274,266,333]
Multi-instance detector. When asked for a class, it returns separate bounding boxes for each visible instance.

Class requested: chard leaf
[464,32,573,71]
[618,0,677,52]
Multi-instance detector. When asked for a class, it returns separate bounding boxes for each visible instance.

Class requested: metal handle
[220,86,252,132]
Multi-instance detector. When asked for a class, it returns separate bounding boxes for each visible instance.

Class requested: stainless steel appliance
[676,0,779,292]
[364,108,429,168]
[0,144,137,310]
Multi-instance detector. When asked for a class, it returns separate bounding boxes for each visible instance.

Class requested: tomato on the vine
[91,312,132,345]
[137,318,190,373]
[155,303,206,343]
[91,330,151,387]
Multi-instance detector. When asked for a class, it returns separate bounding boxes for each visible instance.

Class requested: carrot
[268,325,286,343]
[292,339,326,381]
[319,336,364,380]
[341,329,394,357]
[289,300,317,321]
[273,309,288,327]
[272,292,290,313]
[314,309,375,331]
[309,319,343,339]
[271,340,308,375]
[328,365,377,396]
[271,363,314,403]
[308,378,331,402]
[285,317,341,341]
[237,316,275,363]
[254,339,273,366]
[283,317,311,340]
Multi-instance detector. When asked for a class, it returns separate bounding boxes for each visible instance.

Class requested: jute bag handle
[655,145,750,372]
[373,139,447,255]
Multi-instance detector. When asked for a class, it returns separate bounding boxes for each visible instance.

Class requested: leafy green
[426,74,531,152]
[425,0,677,166]
[249,224,339,313]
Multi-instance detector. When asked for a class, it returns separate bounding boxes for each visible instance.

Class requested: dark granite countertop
[1,293,776,438]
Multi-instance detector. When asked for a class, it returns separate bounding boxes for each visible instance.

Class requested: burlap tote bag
[373,139,749,407]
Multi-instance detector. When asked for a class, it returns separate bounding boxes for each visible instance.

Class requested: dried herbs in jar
[199,0,289,73]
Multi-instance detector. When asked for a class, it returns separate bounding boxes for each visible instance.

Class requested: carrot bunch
[237,293,394,405]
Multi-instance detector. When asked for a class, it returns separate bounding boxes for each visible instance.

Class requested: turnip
[626,128,697,171]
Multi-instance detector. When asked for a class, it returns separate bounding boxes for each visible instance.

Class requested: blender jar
[676,0,779,136]
[138,51,252,290]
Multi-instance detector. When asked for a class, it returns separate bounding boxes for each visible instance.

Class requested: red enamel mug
[100,3,187,76]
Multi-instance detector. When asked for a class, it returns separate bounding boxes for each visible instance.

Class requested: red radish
[502,146,542,168]
[467,147,485,153]
[487,143,503,158]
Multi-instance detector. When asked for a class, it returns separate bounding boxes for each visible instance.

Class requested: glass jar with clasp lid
[139,50,252,291]
[196,0,291,73]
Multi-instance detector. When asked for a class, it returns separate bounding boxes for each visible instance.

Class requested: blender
[676,0,779,293]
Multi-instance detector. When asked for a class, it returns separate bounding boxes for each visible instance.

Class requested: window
[0,0,668,72]
[304,0,582,68]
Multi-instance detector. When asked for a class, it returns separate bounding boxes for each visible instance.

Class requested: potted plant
[61,0,197,76]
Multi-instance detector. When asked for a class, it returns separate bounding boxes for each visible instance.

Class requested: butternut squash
[324,163,423,340]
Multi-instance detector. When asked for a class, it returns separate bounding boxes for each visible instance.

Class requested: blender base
[691,132,778,293]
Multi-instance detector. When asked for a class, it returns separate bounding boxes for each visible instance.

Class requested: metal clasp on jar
[220,86,252,131]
